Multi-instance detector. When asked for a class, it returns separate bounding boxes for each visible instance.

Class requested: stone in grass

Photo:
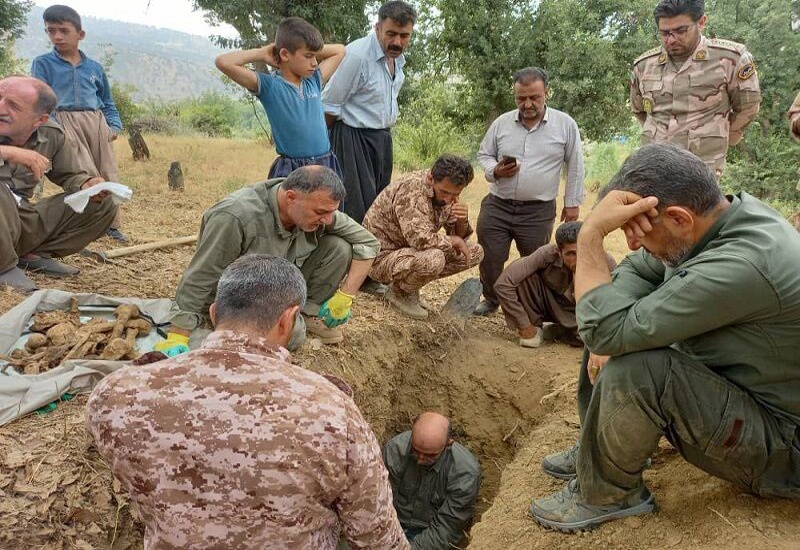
[441,278,483,328]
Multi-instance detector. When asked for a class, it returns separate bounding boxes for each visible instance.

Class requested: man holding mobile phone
[474,67,585,316]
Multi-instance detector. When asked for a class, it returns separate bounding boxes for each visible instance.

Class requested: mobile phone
[500,155,517,166]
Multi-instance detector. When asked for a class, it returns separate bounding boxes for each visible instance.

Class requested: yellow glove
[319,289,355,327]
[154,332,190,357]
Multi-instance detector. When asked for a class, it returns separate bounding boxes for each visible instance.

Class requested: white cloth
[63,181,132,213]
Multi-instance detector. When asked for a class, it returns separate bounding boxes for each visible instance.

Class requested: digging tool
[441,278,483,328]
[80,236,198,263]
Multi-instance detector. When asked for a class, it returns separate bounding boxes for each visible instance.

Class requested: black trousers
[476,193,556,303]
[329,121,393,223]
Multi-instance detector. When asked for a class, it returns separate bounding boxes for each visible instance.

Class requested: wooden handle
[104,236,198,259]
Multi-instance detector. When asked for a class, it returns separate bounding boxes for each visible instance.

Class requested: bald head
[410,412,452,466]
[0,76,57,145]
[1,76,57,116]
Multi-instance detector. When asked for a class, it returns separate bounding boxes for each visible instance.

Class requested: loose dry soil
[1,136,798,549]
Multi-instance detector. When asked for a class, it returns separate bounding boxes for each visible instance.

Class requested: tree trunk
[128,125,150,161]
[168,162,184,191]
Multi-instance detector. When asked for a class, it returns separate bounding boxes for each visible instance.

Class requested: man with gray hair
[0,75,115,293]
[530,143,800,532]
[474,67,585,316]
[87,254,409,549]
[157,165,380,353]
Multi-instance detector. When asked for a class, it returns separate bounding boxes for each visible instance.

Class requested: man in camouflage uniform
[630,0,761,178]
[383,412,481,549]
[0,76,115,293]
[789,91,800,140]
[363,154,483,319]
[87,254,409,550]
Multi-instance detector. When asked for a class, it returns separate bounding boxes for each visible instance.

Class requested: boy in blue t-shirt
[216,17,345,178]
[31,5,127,242]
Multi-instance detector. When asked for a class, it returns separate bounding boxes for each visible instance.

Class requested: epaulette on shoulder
[707,38,746,54]
[41,120,64,134]
[633,46,662,66]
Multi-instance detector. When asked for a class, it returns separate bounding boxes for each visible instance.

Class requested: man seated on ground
[0,76,115,293]
[383,412,482,549]
[363,154,483,319]
[529,143,800,533]
[87,254,408,549]
[156,165,380,353]
[494,221,616,348]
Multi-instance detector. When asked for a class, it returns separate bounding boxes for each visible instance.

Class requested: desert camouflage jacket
[630,36,761,175]
[86,330,408,550]
[789,91,800,140]
[363,170,473,258]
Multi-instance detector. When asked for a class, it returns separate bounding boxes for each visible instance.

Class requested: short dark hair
[555,221,583,248]
[215,254,307,331]
[653,0,705,23]
[43,5,82,31]
[513,66,548,88]
[274,16,323,54]
[378,1,417,26]
[600,143,724,215]
[282,165,346,202]
[430,154,474,188]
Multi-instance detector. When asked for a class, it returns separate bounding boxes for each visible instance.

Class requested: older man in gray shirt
[474,67,585,316]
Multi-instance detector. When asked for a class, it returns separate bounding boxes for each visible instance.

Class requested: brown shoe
[303,315,344,344]
[386,285,428,320]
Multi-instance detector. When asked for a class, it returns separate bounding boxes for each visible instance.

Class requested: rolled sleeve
[327,212,380,259]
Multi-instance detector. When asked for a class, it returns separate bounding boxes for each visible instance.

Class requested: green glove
[154,332,190,357]
[319,289,355,328]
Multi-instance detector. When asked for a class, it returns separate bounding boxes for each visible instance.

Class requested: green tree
[191,0,371,48]
[0,0,32,74]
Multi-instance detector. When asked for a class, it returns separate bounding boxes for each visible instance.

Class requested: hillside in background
[14,6,232,101]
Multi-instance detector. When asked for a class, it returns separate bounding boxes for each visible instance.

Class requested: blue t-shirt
[255,69,330,159]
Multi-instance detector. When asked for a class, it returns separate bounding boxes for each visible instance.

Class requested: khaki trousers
[0,184,116,273]
[575,347,800,504]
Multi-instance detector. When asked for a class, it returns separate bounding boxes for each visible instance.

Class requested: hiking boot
[0,267,38,294]
[105,227,130,243]
[386,285,428,320]
[543,445,653,481]
[360,278,388,297]
[473,299,498,316]
[18,257,80,277]
[530,478,655,533]
[542,445,579,480]
[520,327,543,348]
[303,315,344,344]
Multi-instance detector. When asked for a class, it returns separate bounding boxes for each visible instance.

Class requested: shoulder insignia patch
[633,46,662,66]
[657,53,668,64]
[694,49,707,61]
[643,98,653,114]
[737,62,756,80]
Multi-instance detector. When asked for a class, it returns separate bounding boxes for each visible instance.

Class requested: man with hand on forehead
[530,143,800,532]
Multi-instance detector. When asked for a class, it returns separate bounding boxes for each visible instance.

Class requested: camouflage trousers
[370,244,484,293]
[575,347,800,505]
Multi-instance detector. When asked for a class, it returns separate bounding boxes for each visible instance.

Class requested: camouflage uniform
[789,91,800,140]
[630,36,761,177]
[86,330,409,550]
[363,171,483,293]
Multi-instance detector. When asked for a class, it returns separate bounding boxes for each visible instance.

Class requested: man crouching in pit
[529,143,800,532]
[86,254,409,549]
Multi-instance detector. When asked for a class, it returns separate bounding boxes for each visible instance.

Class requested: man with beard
[630,0,761,178]
[363,154,483,319]
[383,412,481,549]
[529,143,800,532]
[474,66,585,316]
